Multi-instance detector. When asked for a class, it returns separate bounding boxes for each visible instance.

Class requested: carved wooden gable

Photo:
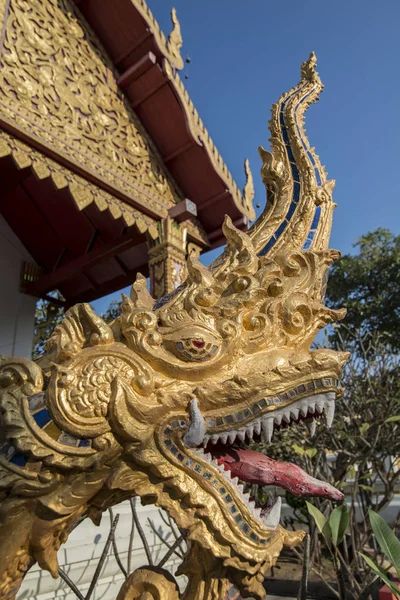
[0,0,183,215]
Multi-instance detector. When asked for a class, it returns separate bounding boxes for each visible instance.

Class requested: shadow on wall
[18,499,188,600]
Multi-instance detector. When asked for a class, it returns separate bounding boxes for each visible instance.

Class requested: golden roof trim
[0,130,159,239]
[0,0,184,221]
[130,1,184,70]
[164,60,256,221]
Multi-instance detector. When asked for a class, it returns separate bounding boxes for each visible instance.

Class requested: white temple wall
[18,502,185,600]
[0,214,36,358]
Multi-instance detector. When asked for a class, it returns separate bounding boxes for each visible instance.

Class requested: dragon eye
[191,339,205,349]
[164,327,221,363]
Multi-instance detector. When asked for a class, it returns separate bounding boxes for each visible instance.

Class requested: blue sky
[93,0,400,315]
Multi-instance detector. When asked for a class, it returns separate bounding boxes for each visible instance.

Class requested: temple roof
[0,0,255,304]
[73,0,256,239]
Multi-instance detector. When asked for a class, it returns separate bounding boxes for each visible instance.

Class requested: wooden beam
[26,231,141,297]
[168,199,197,222]
[114,31,153,67]
[65,265,150,308]
[163,140,197,163]
[117,52,157,89]
[198,189,230,212]
[131,76,168,110]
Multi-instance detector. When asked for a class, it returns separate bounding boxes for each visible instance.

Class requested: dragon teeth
[324,398,335,428]
[299,402,308,417]
[262,417,274,443]
[253,507,262,519]
[263,497,281,529]
[304,418,317,437]
[237,430,246,442]
[200,392,336,452]
[290,408,299,420]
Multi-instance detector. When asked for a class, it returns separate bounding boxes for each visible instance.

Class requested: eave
[73,0,256,241]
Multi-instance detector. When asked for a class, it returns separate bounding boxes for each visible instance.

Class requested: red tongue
[211,447,344,501]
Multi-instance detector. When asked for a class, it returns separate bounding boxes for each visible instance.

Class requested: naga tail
[250,52,336,258]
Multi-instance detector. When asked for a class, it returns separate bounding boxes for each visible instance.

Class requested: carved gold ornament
[0,0,255,223]
[0,0,183,215]
[0,130,159,236]
[0,54,348,600]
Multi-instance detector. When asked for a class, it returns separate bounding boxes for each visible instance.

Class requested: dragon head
[0,54,347,600]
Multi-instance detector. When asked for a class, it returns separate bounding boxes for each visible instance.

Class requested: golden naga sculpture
[0,53,348,600]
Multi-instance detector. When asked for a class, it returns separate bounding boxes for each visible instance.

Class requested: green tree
[327,228,400,352]
[252,228,400,598]
[32,293,65,358]
[101,299,122,323]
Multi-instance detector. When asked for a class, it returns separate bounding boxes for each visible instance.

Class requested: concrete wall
[0,214,36,358]
[17,502,186,600]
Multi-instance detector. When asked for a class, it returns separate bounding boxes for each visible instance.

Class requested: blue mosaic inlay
[275,221,287,238]
[78,439,91,448]
[286,145,295,163]
[259,236,276,256]
[303,233,315,250]
[290,163,300,182]
[10,452,28,467]
[153,283,186,310]
[262,83,326,257]
[311,206,321,229]
[32,408,52,428]
[286,202,297,220]
[293,182,301,202]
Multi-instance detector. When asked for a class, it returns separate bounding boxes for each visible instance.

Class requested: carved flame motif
[0,55,347,600]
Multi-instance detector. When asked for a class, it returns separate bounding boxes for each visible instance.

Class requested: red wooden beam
[65,266,149,307]
[26,231,141,297]
[117,52,157,89]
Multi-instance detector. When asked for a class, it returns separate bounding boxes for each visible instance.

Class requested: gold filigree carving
[167,8,183,69]
[0,0,183,216]
[130,2,184,71]
[116,566,180,600]
[0,130,159,237]
[0,55,347,600]
[147,217,188,298]
[249,52,335,257]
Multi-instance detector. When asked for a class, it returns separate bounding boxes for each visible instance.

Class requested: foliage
[253,228,400,597]
[306,503,400,600]
[326,228,400,353]
[101,299,122,323]
[359,509,400,598]
[32,293,65,358]
[32,295,122,359]
[261,330,400,598]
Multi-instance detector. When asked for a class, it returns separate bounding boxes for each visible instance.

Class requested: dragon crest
[0,54,347,600]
